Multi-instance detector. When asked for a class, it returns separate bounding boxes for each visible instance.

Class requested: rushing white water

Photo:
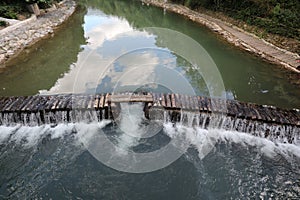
[0,105,299,198]
[0,110,299,165]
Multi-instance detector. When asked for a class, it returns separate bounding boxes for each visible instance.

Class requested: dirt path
[143,0,300,73]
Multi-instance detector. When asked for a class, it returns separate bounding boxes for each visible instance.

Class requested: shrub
[169,0,300,40]
[0,5,20,19]
[0,20,8,27]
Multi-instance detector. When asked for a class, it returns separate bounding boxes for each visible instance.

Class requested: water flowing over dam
[0,93,299,144]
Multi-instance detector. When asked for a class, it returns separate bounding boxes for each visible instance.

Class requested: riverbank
[142,0,300,73]
[0,0,76,68]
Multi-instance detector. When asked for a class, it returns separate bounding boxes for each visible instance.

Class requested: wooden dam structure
[0,93,299,144]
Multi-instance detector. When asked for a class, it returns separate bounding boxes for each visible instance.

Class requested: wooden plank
[193,96,199,111]
[249,104,262,120]
[226,100,236,117]
[13,96,30,111]
[239,102,252,119]
[50,97,60,111]
[178,94,185,109]
[93,95,100,109]
[99,95,105,108]
[247,106,257,120]
[104,93,110,108]
[9,96,26,112]
[268,107,281,123]
[285,110,298,126]
[65,95,74,110]
[218,99,227,114]
[210,98,217,112]
[32,96,48,111]
[77,96,86,109]
[171,94,176,108]
[188,95,194,110]
[189,96,195,111]
[61,95,72,110]
[166,94,172,108]
[88,95,95,109]
[275,109,289,124]
[291,110,300,125]
[26,96,42,112]
[203,97,210,112]
[161,93,166,107]
[81,95,91,109]
[110,94,153,103]
[154,93,161,107]
[44,95,56,111]
[21,96,36,112]
[262,106,275,122]
[0,97,11,111]
[0,97,8,107]
[235,102,245,118]
[179,95,185,110]
[183,94,188,110]
[55,95,67,110]
[186,95,191,110]
[293,109,300,119]
[258,106,271,122]
[175,94,181,108]
[2,97,19,112]
[197,96,204,111]
[73,95,81,109]
[184,95,191,110]
[0,97,9,111]
[21,96,38,112]
[154,93,160,106]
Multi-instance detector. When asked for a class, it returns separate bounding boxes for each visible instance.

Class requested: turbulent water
[0,103,299,199]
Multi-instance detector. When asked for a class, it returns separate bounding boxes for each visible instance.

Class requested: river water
[0,0,299,199]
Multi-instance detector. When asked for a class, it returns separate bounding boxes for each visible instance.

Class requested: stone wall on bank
[142,0,300,73]
[0,0,76,67]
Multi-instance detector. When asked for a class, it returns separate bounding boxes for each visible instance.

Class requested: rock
[7,50,14,55]
[0,54,5,61]
[20,34,28,40]
[34,33,41,38]
[9,41,16,48]
[0,0,76,64]
[46,4,57,13]
[28,30,36,35]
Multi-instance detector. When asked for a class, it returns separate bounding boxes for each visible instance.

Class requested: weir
[0,93,299,144]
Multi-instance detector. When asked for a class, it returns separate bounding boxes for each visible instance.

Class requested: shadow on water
[0,7,87,97]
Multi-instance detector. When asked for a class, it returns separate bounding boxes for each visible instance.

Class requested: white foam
[0,125,21,143]
[0,119,299,163]
[175,125,300,160]
[9,125,49,148]
[75,120,111,146]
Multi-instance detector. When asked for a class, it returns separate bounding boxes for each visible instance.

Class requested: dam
[0,92,299,144]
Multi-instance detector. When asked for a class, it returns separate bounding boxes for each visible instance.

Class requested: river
[0,0,299,199]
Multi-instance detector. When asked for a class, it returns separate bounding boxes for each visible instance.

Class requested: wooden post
[27,3,40,16]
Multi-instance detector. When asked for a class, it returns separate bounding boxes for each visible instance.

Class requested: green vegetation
[0,1,24,19]
[0,20,8,27]
[0,0,58,19]
[169,0,300,40]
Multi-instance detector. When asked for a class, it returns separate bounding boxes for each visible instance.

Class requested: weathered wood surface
[0,93,299,126]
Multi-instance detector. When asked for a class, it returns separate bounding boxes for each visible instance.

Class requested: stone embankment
[0,0,76,67]
[142,0,300,73]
